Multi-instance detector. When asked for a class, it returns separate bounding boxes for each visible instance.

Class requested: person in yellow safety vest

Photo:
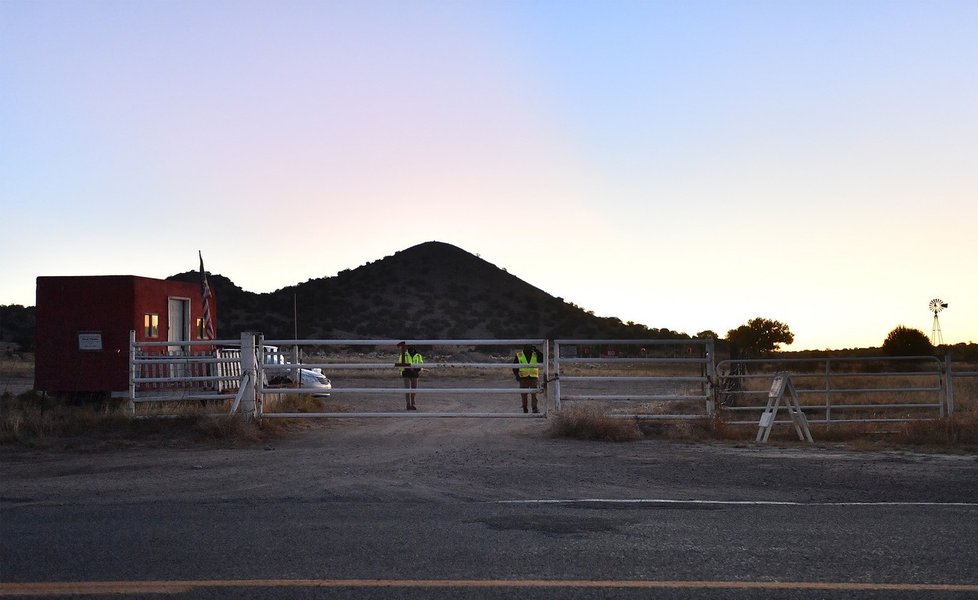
[512,344,542,414]
[396,341,424,410]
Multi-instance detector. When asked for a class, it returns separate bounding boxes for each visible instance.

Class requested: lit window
[196,318,205,339]
[144,314,159,338]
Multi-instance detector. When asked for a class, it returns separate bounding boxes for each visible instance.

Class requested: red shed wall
[130,276,206,345]
[34,275,213,394]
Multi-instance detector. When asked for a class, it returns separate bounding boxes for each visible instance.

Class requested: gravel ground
[3,410,978,509]
[3,370,977,509]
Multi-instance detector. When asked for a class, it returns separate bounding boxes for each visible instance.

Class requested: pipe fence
[128,331,251,417]
[553,339,715,420]
[715,355,946,425]
[947,359,978,415]
[127,331,972,428]
[256,337,548,418]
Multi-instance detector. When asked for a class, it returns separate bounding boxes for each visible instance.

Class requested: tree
[696,330,719,340]
[726,317,794,358]
[881,326,933,356]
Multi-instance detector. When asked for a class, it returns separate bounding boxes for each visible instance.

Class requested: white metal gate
[715,355,948,425]
[255,337,549,419]
[128,331,254,417]
[553,338,716,420]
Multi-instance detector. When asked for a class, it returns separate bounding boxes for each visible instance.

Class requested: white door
[167,298,190,378]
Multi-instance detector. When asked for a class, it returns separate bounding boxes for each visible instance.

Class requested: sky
[1,0,976,351]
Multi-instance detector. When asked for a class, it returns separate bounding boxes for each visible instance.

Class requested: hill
[4,243,978,357]
[0,304,35,351]
[168,241,682,341]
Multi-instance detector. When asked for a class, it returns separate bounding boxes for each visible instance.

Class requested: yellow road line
[3,579,978,596]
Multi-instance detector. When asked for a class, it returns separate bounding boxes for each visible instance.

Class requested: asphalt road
[2,416,978,599]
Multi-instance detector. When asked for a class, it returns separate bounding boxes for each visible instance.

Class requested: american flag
[199,251,216,340]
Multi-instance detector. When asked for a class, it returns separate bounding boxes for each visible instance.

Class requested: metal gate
[553,338,715,420]
[128,331,254,417]
[255,337,549,419]
[715,355,947,425]
[128,333,968,426]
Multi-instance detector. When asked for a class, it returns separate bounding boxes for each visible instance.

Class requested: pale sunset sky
[1,0,975,350]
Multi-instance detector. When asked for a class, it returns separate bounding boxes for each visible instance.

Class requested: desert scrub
[548,405,641,442]
[896,413,978,447]
[1,391,125,443]
[0,390,269,447]
[261,393,350,414]
[191,415,264,442]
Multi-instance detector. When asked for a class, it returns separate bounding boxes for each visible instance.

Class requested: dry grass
[1,391,124,443]
[548,405,642,442]
[261,393,354,414]
[703,411,978,450]
[721,371,972,430]
[712,365,978,449]
[559,363,705,378]
[953,374,978,413]
[796,414,978,450]
[897,413,978,446]
[731,373,946,405]
[0,355,33,376]
[191,414,265,443]
[0,390,271,449]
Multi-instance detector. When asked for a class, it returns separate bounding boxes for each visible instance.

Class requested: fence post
[825,360,833,425]
[290,344,300,386]
[240,332,257,418]
[945,355,954,417]
[128,330,136,417]
[705,338,715,416]
[543,339,551,413]
[553,340,562,412]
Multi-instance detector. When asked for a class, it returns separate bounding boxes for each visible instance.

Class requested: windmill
[929,298,948,345]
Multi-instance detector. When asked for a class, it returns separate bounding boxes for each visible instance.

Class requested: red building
[34,275,216,396]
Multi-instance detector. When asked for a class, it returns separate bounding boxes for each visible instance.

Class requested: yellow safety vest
[517,351,539,378]
[400,351,423,375]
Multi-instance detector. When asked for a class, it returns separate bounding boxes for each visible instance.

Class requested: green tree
[881,326,933,356]
[726,317,794,357]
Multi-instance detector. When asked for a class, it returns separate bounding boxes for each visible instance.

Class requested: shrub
[897,414,978,446]
[548,406,641,442]
[882,326,933,356]
[192,415,264,443]
[0,394,270,448]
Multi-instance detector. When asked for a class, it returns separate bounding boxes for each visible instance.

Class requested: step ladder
[756,372,813,443]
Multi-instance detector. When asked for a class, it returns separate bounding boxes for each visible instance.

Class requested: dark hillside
[170,241,682,340]
[0,304,35,351]
[7,242,978,354]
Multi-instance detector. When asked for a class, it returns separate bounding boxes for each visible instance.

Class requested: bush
[548,406,641,442]
[882,326,933,356]
[897,414,978,446]
[0,393,270,448]
[192,415,264,443]
[0,393,129,445]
